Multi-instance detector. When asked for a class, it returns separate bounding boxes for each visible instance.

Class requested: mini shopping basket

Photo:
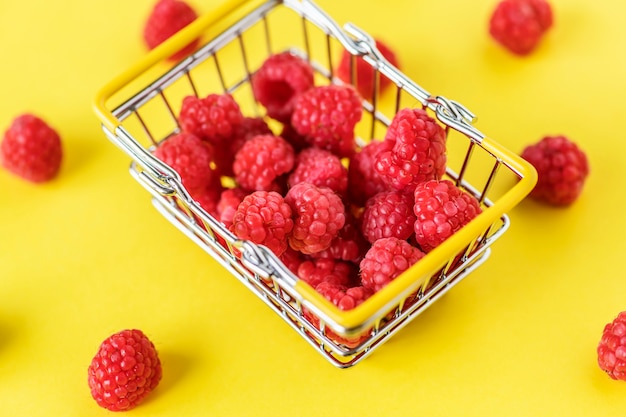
[93,0,537,368]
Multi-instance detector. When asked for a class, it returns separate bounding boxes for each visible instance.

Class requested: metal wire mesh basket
[94,0,537,368]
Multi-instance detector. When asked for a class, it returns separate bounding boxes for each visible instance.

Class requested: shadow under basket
[93,0,537,368]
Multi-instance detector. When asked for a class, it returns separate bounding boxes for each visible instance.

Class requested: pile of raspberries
[153,51,483,327]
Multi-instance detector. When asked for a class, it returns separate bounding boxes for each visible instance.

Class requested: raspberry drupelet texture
[284,182,346,255]
[359,237,425,292]
[229,190,294,257]
[233,134,295,191]
[413,179,482,252]
[279,246,305,275]
[336,38,400,100]
[252,52,315,123]
[0,114,62,183]
[315,281,373,311]
[143,0,199,61]
[347,139,393,207]
[311,211,370,264]
[520,135,589,206]
[375,108,447,193]
[361,190,417,244]
[288,147,348,196]
[153,131,215,193]
[217,116,273,177]
[598,312,626,381]
[87,329,162,412]
[489,0,553,56]
[291,84,363,158]
[178,93,244,144]
[297,258,355,288]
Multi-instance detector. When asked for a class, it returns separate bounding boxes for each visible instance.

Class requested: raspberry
[143,0,199,61]
[191,174,225,218]
[413,179,482,252]
[315,281,373,311]
[359,237,425,292]
[87,329,162,412]
[178,93,244,144]
[311,211,370,264]
[489,0,554,56]
[279,246,305,275]
[153,131,215,193]
[347,139,393,207]
[520,135,589,206]
[252,52,315,123]
[375,108,447,193]
[336,38,400,99]
[229,190,293,257]
[216,187,248,228]
[598,312,626,381]
[284,182,346,255]
[297,258,355,288]
[291,84,362,158]
[287,147,348,196]
[361,190,416,244]
[280,123,310,153]
[0,114,62,183]
[233,134,295,191]
[216,116,273,177]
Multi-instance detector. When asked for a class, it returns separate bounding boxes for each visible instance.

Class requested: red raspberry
[375,108,447,193]
[191,174,225,218]
[297,258,355,288]
[230,190,294,257]
[489,0,553,56]
[336,38,400,99]
[315,281,373,311]
[284,182,346,255]
[361,190,416,244]
[359,237,425,292]
[143,0,199,61]
[598,312,626,381]
[216,187,248,228]
[178,93,244,144]
[291,84,362,158]
[233,134,295,191]
[153,131,215,193]
[0,114,62,183]
[279,246,305,275]
[413,179,482,253]
[216,116,273,177]
[87,329,162,412]
[311,211,370,264]
[252,52,315,123]
[347,139,393,207]
[520,135,589,206]
[287,147,348,196]
[280,123,310,153]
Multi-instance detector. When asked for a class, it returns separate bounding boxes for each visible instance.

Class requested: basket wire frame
[98,0,531,368]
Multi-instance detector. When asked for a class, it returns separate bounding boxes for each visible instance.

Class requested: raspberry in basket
[597,312,626,381]
[178,94,244,144]
[520,135,589,206]
[230,190,294,257]
[217,187,248,228]
[87,329,162,412]
[0,114,62,183]
[361,190,416,244]
[297,258,355,288]
[284,182,346,255]
[375,108,447,193]
[252,52,315,123]
[143,0,199,61]
[291,84,363,158]
[489,0,553,56]
[153,131,216,193]
[233,134,295,191]
[216,116,273,177]
[360,237,425,292]
[287,147,348,196]
[310,211,370,264]
[347,139,393,207]
[336,37,400,99]
[413,179,482,253]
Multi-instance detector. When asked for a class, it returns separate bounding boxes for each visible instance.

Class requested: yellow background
[1,0,625,415]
